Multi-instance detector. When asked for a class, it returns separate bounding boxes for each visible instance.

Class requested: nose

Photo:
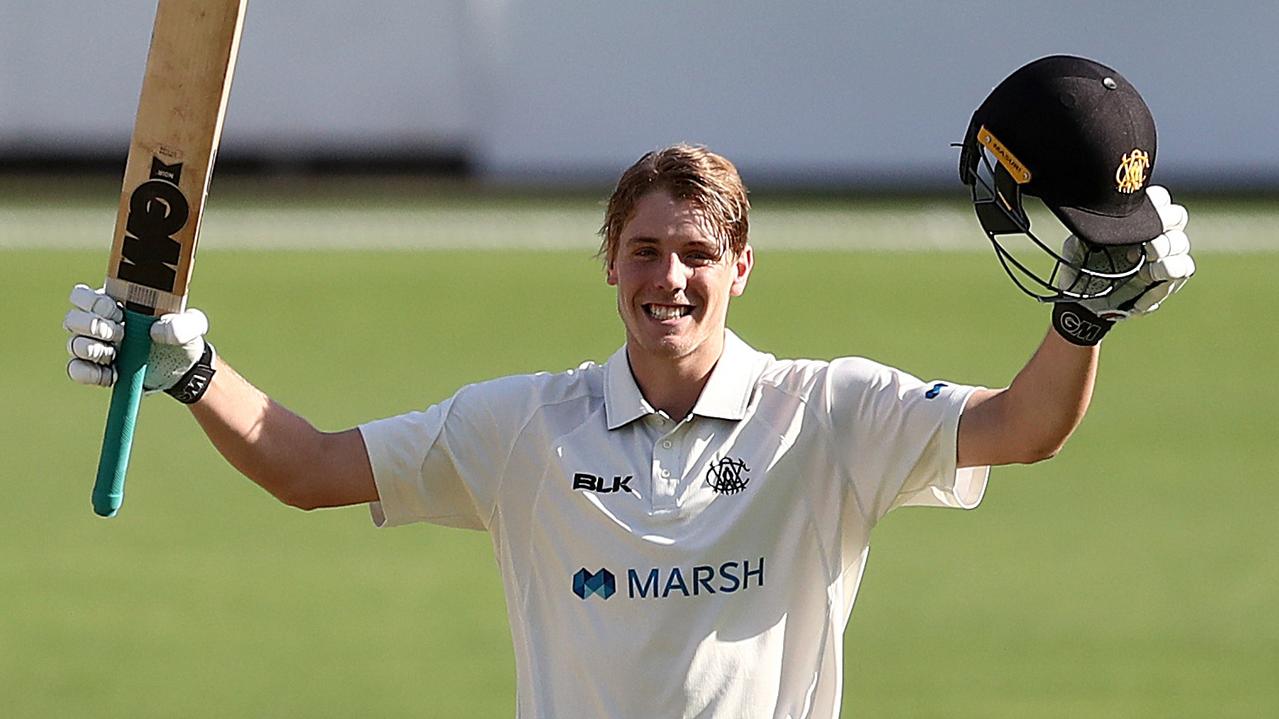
[656,252,689,291]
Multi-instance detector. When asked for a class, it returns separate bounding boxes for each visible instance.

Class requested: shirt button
[661,440,672,449]
[661,469,671,478]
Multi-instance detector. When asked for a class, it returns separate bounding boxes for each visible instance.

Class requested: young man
[65,58,1193,719]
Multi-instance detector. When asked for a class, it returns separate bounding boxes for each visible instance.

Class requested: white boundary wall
[2,2,1277,187]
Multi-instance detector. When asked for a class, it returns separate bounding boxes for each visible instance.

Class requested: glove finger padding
[63,283,210,394]
[1144,253,1196,284]
[1147,185,1189,234]
[67,335,117,364]
[1057,192,1194,321]
[142,309,209,392]
[1159,202,1188,234]
[67,358,116,387]
[152,309,209,346]
[69,283,124,322]
[1146,184,1171,209]
[1132,282,1173,314]
[1143,229,1191,263]
[63,308,123,343]
[1051,188,1195,345]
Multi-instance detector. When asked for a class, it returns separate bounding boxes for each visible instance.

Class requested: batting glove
[64,284,211,395]
[1051,185,1196,346]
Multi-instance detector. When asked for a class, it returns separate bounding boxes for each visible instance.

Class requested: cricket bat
[93,0,247,517]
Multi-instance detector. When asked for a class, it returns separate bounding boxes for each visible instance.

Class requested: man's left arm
[957,185,1195,468]
[958,331,1096,467]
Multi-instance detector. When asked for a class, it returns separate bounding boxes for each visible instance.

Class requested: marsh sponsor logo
[628,557,765,599]
[572,558,765,601]
[572,568,616,600]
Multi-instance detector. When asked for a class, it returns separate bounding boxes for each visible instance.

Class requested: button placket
[651,422,683,511]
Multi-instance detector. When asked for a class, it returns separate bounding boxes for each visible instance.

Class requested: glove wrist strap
[1051,303,1113,347]
[166,342,216,404]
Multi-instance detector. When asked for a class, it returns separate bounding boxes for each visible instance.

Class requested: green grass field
[2,190,1276,717]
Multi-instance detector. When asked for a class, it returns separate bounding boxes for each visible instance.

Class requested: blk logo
[925,382,947,399]
[573,568,616,600]
[573,472,633,494]
[705,457,750,495]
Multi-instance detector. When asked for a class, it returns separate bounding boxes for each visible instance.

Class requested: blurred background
[2,1,1275,717]
[4,0,1279,189]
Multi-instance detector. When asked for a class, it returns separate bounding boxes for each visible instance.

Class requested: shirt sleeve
[824,357,990,525]
[358,380,516,531]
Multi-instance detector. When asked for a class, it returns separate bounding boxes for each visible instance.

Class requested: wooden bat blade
[105,0,247,316]
[94,0,247,518]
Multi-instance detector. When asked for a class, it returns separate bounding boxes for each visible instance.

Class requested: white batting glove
[64,283,209,392]
[1051,186,1196,345]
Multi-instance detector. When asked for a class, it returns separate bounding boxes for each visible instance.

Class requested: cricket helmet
[959,55,1162,302]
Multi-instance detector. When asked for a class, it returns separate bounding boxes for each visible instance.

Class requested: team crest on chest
[706,456,751,495]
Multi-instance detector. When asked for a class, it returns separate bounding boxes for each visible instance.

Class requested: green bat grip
[93,309,158,517]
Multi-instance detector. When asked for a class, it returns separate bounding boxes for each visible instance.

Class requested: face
[607,190,752,371]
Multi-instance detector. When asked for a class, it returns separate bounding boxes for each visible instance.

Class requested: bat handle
[93,309,157,517]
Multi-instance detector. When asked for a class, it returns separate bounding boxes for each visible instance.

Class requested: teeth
[647,305,688,320]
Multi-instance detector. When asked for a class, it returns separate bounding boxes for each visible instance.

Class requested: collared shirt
[360,330,989,719]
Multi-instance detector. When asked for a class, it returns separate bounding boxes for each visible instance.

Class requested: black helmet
[960,55,1161,301]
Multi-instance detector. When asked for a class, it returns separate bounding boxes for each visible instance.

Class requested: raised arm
[957,186,1195,469]
[957,330,1096,467]
[188,356,377,509]
[65,285,376,510]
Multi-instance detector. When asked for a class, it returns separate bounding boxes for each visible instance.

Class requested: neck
[626,334,724,421]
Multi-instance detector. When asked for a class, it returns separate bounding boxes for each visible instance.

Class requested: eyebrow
[622,235,722,252]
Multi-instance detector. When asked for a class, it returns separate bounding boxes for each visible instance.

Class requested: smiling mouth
[644,303,693,321]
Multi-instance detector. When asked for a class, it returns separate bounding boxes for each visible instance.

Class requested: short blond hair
[598,144,750,265]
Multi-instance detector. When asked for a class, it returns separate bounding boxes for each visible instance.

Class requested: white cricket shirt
[360,330,989,718]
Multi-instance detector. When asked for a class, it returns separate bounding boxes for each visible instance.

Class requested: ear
[606,259,618,286]
[729,244,753,297]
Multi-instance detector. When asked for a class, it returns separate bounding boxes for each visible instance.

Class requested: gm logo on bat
[117,157,189,300]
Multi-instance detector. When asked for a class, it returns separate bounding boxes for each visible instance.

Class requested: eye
[684,249,719,265]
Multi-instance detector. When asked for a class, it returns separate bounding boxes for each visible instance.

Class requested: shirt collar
[603,330,772,430]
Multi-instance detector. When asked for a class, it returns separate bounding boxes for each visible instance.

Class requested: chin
[628,325,691,358]
[651,329,708,360]
[654,338,694,357]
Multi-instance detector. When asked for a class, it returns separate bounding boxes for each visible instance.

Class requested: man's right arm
[65,284,377,511]
[189,355,378,510]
